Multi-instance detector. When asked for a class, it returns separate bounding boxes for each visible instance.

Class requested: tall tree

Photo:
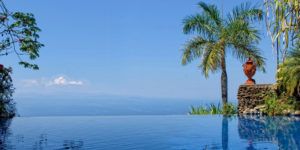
[0,0,43,70]
[181,2,265,106]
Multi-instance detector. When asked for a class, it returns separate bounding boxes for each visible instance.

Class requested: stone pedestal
[237,84,274,115]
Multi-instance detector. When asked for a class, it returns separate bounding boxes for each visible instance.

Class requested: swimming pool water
[0,115,299,149]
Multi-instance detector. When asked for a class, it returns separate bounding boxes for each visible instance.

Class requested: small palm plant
[188,102,237,115]
[189,103,222,115]
[181,2,265,106]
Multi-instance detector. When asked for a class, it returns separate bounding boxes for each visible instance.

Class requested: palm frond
[226,9,265,72]
[230,42,266,72]
[182,36,212,65]
[197,2,221,26]
[199,42,222,78]
[226,19,260,43]
[229,2,264,22]
[183,13,217,39]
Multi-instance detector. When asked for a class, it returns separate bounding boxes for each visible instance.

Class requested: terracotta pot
[243,58,256,84]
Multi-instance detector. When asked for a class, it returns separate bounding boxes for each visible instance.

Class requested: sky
[3,0,277,102]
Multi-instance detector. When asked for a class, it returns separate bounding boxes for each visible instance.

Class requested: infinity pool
[0,115,299,150]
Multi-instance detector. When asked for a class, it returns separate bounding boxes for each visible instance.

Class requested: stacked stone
[237,84,274,115]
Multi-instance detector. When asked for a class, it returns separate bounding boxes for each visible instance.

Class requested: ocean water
[1,115,299,150]
[15,98,216,117]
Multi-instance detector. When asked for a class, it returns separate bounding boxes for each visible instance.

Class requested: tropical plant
[264,0,299,64]
[188,102,237,115]
[189,105,210,115]
[0,0,43,69]
[276,40,300,97]
[263,91,297,116]
[189,103,222,115]
[181,2,265,106]
[222,102,237,115]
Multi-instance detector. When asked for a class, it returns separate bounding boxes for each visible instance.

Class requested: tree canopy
[0,0,43,70]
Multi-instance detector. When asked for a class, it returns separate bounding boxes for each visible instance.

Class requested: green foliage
[188,102,237,115]
[266,40,300,116]
[263,92,297,116]
[264,41,300,116]
[189,103,222,115]
[276,40,300,97]
[189,105,211,115]
[0,1,43,70]
[222,102,237,115]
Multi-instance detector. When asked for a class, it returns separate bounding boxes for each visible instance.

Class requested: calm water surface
[0,115,299,150]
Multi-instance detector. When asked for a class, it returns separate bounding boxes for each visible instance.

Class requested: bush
[263,92,297,116]
[223,102,237,115]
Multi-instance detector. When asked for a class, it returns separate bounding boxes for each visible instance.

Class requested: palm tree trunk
[221,51,228,106]
[221,70,228,106]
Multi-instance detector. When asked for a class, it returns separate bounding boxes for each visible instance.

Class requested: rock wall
[237,84,274,115]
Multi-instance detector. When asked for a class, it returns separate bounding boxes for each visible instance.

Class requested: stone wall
[237,84,274,115]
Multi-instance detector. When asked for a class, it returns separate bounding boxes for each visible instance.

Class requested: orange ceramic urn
[243,58,256,84]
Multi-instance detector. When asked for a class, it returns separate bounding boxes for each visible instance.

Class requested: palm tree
[181,2,266,106]
[276,40,300,97]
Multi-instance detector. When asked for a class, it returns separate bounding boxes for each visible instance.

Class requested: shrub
[263,92,297,116]
[223,102,237,115]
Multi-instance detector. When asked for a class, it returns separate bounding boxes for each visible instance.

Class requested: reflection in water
[238,116,300,150]
[32,134,47,150]
[222,117,228,150]
[60,140,84,150]
[0,119,13,150]
[0,119,84,150]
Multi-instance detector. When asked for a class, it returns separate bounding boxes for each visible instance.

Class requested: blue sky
[3,0,277,101]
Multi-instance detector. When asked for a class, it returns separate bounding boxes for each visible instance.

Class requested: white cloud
[47,76,83,86]
[19,76,84,87]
